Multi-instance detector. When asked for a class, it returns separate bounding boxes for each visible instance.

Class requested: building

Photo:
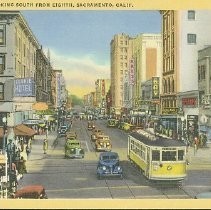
[0,11,39,128]
[53,69,67,108]
[198,46,211,141]
[36,46,53,107]
[160,10,211,141]
[110,33,131,109]
[95,78,110,114]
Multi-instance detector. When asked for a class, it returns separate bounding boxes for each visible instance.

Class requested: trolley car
[128,129,187,181]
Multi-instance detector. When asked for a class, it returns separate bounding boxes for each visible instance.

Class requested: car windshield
[102,155,118,161]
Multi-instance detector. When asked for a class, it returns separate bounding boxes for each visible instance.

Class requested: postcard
[0,0,211,209]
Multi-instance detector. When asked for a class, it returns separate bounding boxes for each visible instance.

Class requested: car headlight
[100,143,103,145]
[102,166,106,170]
[106,142,110,145]
[117,166,121,171]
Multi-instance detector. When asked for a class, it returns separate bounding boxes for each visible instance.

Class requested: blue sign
[14,77,35,97]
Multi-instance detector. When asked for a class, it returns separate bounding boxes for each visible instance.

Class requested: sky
[22,11,161,98]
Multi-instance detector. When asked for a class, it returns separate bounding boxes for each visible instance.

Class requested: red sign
[182,98,197,106]
[102,80,105,96]
[129,59,135,85]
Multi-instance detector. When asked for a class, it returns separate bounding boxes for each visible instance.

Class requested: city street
[17,119,211,199]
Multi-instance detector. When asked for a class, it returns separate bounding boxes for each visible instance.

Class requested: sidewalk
[187,144,211,166]
[27,130,58,161]
[16,130,58,182]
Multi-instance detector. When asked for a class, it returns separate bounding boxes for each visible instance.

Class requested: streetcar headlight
[102,166,106,170]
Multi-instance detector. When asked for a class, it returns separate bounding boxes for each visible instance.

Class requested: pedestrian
[26,145,31,159]
[194,136,199,150]
[43,139,48,154]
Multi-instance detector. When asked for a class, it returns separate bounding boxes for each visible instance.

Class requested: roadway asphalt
[18,129,211,185]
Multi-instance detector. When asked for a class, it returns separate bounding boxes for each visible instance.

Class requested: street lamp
[1,116,8,198]
[2,117,7,152]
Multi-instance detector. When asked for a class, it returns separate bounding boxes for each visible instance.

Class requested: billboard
[14,77,35,97]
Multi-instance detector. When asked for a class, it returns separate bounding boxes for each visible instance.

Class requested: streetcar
[128,129,187,181]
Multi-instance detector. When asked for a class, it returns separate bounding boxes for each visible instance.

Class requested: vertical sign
[129,58,135,85]
[101,79,105,96]
[152,77,160,99]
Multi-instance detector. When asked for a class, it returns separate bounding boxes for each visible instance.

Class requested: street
[16,119,211,199]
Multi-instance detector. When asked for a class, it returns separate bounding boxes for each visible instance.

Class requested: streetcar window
[152,150,160,161]
[178,150,184,160]
[162,151,176,161]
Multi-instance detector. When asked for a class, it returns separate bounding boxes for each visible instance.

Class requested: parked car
[87,121,95,130]
[91,129,104,142]
[64,138,84,158]
[95,135,112,152]
[13,185,47,199]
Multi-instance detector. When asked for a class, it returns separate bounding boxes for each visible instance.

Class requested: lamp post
[1,116,8,198]
[6,129,15,194]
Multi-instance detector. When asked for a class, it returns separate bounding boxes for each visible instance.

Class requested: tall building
[0,11,39,127]
[53,69,67,108]
[160,10,211,140]
[110,33,131,109]
[129,34,162,109]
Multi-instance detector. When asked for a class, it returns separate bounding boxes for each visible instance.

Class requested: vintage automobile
[96,152,123,179]
[13,185,48,199]
[87,121,95,130]
[64,138,84,158]
[95,135,112,152]
[107,119,119,128]
[195,191,211,199]
[91,129,104,142]
[58,125,68,137]
[66,130,77,140]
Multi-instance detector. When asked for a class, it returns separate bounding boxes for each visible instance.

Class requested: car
[95,135,112,152]
[107,119,119,127]
[64,138,84,159]
[96,152,123,179]
[58,125,68,137]
[66,130,77,140]
[91,129,104,142]
[87,121,95,130]
[195,191,211,199]
[13,185,48,199]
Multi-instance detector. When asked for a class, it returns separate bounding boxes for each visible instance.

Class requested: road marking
[81,140,90,152]
[46,185,150,192]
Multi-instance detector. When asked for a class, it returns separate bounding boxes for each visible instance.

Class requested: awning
[23,119,45,125]
[0,127,8,138]
[14,124,37,137]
